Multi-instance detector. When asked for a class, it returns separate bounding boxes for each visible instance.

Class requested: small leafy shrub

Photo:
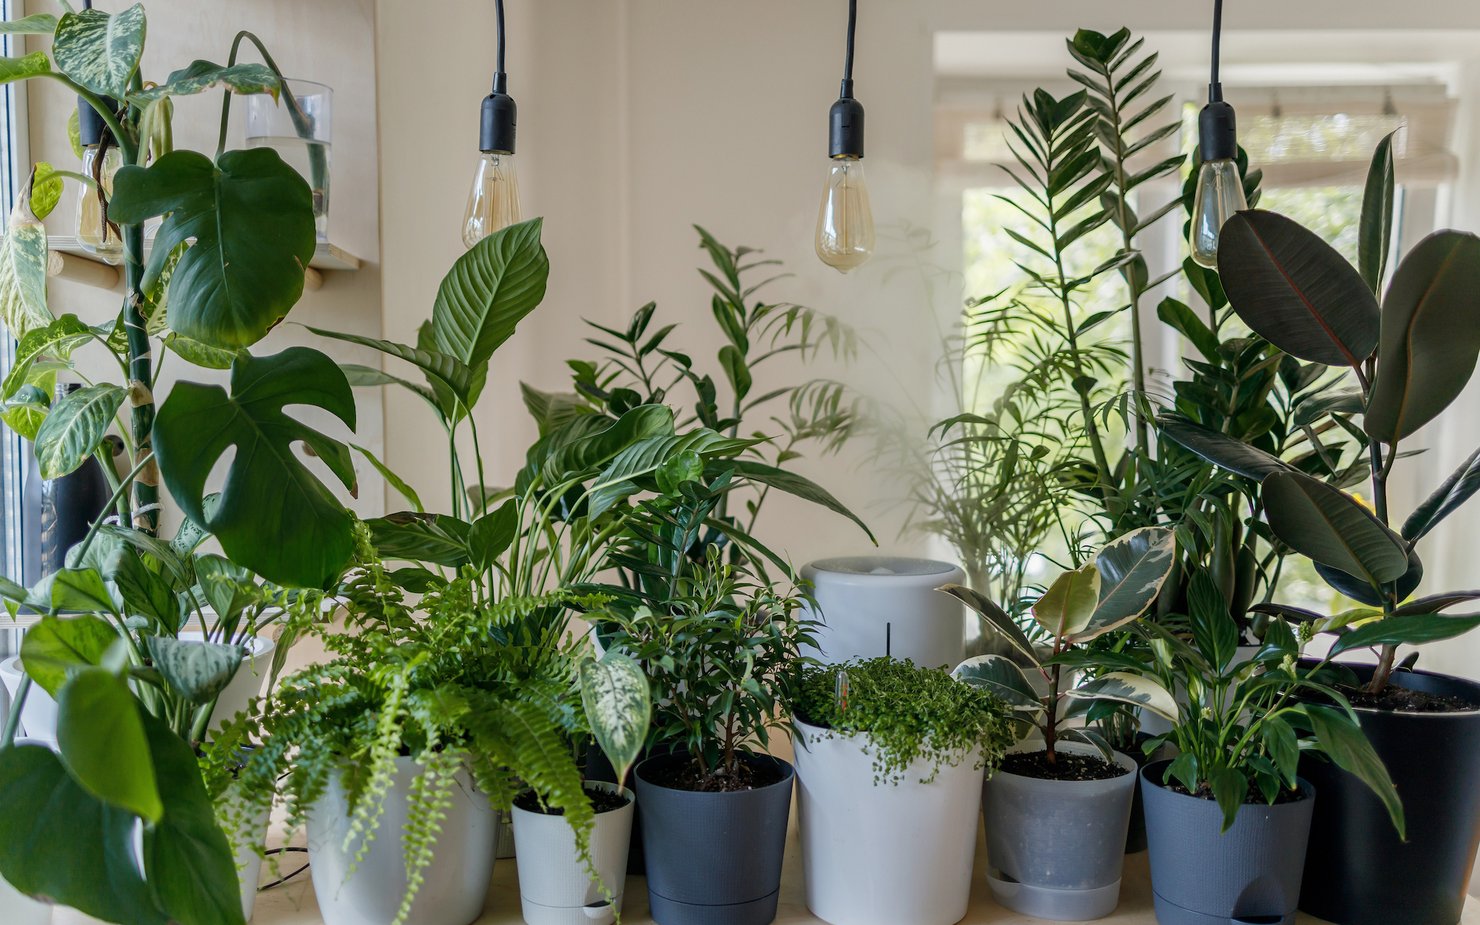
[792,657,1015,784]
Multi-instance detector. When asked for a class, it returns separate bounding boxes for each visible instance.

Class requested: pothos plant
[0,6,363,925]
[1160,133,1480,696]
[948,527,1179,763]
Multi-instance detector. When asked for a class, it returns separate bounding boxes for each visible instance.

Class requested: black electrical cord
[495,0,507,84]
[1209,0,1223,100]
[842,0,857,90]
[257,847,310,892]
[828,0,865,158]
[480,0,516,154]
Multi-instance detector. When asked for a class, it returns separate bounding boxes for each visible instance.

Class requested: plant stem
[2,675,30,748]
[121,222,158,534]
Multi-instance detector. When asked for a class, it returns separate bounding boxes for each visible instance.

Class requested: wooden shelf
[45,237,360,291]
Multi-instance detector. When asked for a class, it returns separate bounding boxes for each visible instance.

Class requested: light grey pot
[1142,760,1314,925]
[982,743,1137,920]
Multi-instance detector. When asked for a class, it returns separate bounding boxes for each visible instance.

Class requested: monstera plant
[0,6,359,924]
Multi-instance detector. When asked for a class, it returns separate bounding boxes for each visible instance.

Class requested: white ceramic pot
[800,558,966,670]
[793,720,985,925]
[0,633,275,744]
[307,755,498,925]
[511,782,634,925]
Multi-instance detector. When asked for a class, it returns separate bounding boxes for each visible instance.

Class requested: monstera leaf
[109,148,315,349]
[153,348,356,589]
[52,3,145,98]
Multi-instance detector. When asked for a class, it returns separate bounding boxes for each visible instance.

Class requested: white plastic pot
[307,755,498,925]
[800,557,967,670]
[0,632,275,744]
[792,720,985,925]
[511,782,634,925]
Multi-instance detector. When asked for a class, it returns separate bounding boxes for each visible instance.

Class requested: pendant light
[815,0,875,273]
[462,0,521,248]
[1189,0,1246,269]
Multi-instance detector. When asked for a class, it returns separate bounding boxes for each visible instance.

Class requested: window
[0,1,29,656]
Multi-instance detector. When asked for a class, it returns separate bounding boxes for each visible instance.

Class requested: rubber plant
[1159,132,1480,694]
[947,527,1179,762]
[0,6,358,924]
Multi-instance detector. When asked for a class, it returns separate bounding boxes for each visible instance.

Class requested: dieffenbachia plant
[946,526,1179,762]
[1158,132,1480,693]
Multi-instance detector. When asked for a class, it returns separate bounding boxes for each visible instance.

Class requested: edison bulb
[76,144,123,264]
[462,151,521,248]
[815,157,874,273]
[1189,158,1247,269]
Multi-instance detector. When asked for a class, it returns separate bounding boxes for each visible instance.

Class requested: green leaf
[110,148,315,349]
[24,567,121,616]
[0,13,58,35]
[1032,564,1101,639]
[952,654,1041,708]
[1208,765,1249,832]
[1218,210,1380,367]
[1359,132,1396,294]
[586,428,756,516]
[0,389,48,440]
[1330,612,1480,656]
[1156,414,1288,480]
[56,667,163,823]
[1303,703,1404,837]
[529,404,675,488]
[655,450,704,494]
[352,442,423,512]
[718,344,752,402]
[730,459,876,544]
[1392,591,1480,617]
[130,59,278,103]
[366,512,470,568]
[939,584,1038,664]
[1157,297,1220,362]
[1364,232,1480,442]
[469,500,517,572]
[1078,526,1176,640]
[19,614,117,697]
[30,162,62,219]
[431,217,549,405]
[580,650,651,783]
[52,4,145,98]
[308,326,472,408]
[1262,715,1300,787]
[145,635,243,705]
[0,171,54,339]
[1065,671,1177,720]
[67,108,83,159]
[1262,470,1408,588]
[1404,445,1480,542]
[0,51,52,85]
[3,313,94,399]
[1187,569,1239,671]
[153,347,357,590]
[0,745,166,924]
[164,332,240,370]
[34,382,124,479]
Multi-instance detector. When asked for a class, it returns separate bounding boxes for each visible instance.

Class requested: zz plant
[947,527,1179,762]
[1161,133,1480,694]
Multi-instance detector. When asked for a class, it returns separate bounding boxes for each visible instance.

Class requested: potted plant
[0,7,354,922]
[1121,568,1402,925]
[1160,133,1480,925]
[947,526,1177,920]
[509,778,634,925]
[788,656,1014,925]
[602,549,808,925]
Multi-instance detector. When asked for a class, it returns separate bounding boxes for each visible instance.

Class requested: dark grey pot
[634,752,793,925]
[1141,760,1314,925]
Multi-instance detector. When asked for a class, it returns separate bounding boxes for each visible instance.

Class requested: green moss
[792,657,1016,784]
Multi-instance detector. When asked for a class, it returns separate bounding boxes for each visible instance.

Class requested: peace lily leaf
[580,649,651,783]
[1078,526,1176,640]
[153,347,357,590]
[367,512,470,568]
[307,326,472,407]
[951,654,1040,708]
[1033,564,1101,639]
[1303,703,1404,837]
[34,382,124,479]
[1329,612,1480,656]
[1157,414,1288,480]
[1218,210,1379,367]
[30,162,62,219]
[57,667,163,823]
[130,59,279,103]
[53,4,145,98]
[146,635,243,705]
[431,217,549,405]
[0,745,166,925]
[352,443,423,512]
[0,170,53,339]
[730,460,876,543]
[1208,765,1250,832]
[138,708,245,925]
[469,500,517,573]
[1365,232,1480,442]
[1359,131,1396,294]
[19,614,117,697]
[1065,671,1177,721]
[109,148,315,349]
[939,584,1038,664]
[1404,445,1480,542]
[1262,470,1408,589]
[0,51,52,86]
[0,13,58,35]
[3,314,93,399]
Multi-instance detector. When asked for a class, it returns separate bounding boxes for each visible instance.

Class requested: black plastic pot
[1298,665,1480,925]
[634,752,793,925]
[1142,760,1314,925]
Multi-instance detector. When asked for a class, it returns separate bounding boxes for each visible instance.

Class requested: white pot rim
[511,782,635,820]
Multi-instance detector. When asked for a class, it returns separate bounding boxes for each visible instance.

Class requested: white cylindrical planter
[801,558,966,670]
[0,657,59,746]
[307,755,498,925]
[793,720,984,925]
[511,783,634,925]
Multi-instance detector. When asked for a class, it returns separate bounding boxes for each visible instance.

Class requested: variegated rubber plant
[946,526,1179,763]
